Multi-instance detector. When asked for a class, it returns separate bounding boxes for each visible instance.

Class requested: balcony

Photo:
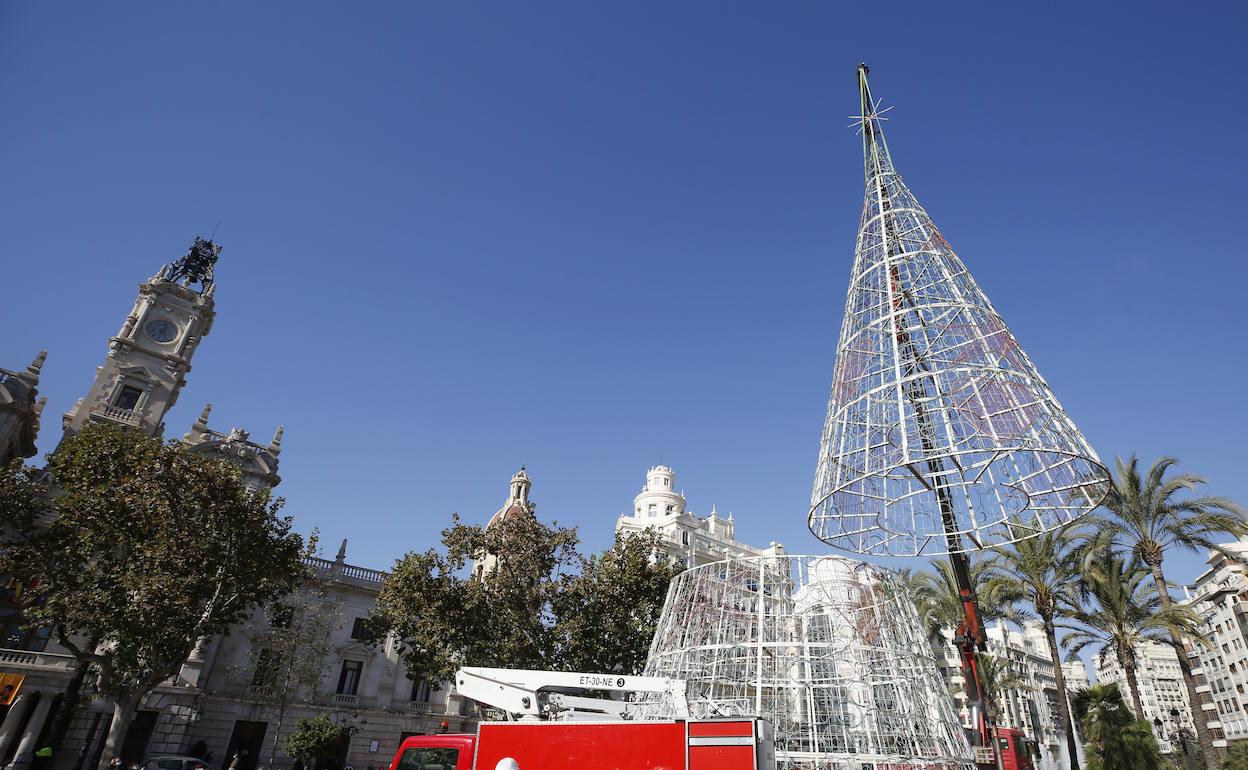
[333,693,359,706]
[405,701,446,715]
[0,648,77,671]
[98,404,141,425]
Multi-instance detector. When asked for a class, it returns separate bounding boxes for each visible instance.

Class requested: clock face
[144,318,178,343]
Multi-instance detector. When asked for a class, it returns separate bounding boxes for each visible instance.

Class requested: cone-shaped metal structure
[636,555,973,768]
[809,65,1109,557]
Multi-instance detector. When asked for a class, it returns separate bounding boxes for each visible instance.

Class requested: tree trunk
[1042,618,1081,770]
[46,656,92,752]
[1151,561,1219,770]
[95,697,137,770]
[1123,660,1146,722]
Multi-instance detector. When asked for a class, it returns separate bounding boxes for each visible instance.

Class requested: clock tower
[62,237,221,439]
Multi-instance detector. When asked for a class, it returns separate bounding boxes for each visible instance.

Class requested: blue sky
[3,2,1246,610]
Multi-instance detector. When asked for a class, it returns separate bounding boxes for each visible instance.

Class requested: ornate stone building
[0,239,464,770]
[614,464,783,567]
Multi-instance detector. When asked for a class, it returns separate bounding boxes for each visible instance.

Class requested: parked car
[145,756,210,770]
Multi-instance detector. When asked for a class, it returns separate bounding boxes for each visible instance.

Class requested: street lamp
[1168,708,1196,770]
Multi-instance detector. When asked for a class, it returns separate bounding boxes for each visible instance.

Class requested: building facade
[1061,661,1090,692]
[614,465,783,567]
[1093,639,1197,755]
[1183,541,1248,746]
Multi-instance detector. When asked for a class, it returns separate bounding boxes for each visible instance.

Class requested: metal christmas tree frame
[808,66,1109,558]
[637,555,974,768]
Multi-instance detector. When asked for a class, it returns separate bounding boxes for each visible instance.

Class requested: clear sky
[3,2,1246,604]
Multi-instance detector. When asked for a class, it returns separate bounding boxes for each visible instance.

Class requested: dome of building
[486,466,535,529]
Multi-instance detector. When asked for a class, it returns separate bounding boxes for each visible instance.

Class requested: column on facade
[4,692,55,770]
[360,649,389,709]
[0,693,38,764]
[391,653,415,707]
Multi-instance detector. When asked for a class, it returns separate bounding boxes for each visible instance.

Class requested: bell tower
[62,237,221,439]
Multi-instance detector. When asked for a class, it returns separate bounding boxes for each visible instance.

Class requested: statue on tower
[164,237,221,291]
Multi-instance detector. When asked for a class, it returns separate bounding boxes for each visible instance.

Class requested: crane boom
[455,666,690,722]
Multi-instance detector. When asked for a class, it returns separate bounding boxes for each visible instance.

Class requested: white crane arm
[454,666,689,721]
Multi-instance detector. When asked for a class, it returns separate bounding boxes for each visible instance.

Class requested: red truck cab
[388,734,474,770]
[976,727,1036,770]
[390,718,773,770]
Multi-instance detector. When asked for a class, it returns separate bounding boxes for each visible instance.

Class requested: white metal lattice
[808,67,1109,557]
[636,555,974,769]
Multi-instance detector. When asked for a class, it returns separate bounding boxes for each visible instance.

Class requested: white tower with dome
[616,464,783,568]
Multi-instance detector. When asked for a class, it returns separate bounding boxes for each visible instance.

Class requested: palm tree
[1220,740,1248,770]
[915,556,1019,637]
[1098,455,1247,770]
[1064,549,1201,720]
[897,567,939,632]
[1071,683,1164,770]
[979,654,1030,721]
[990,524,1087,770]
[913,556,1024,751]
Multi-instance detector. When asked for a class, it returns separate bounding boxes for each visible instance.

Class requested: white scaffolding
[808,65,1109,558]
[637,555,974,769]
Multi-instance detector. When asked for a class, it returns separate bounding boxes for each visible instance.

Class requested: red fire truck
[388,666,1036,770]
[387,667,774,770]
[390,718,774,770]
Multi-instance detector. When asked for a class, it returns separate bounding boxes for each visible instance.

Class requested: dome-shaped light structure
[637,555,973,768]
[809,65,1109,557]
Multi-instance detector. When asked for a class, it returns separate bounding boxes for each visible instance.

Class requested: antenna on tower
[210,220,222,240]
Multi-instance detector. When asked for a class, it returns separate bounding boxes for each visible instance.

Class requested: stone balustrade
[0,648,77,671]
[302,556,386,585]
[98,404,140,424]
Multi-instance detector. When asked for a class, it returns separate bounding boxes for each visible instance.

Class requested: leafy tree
[551,529,684,674]
[369,510,579,684]
[0,423,304,770]
[0,459,46,535]
[283,714,348,769]
[233,534,338,769]
[0,460,97,760]
[1097,456,1248,770]
[1064,549,1201,720]
[1071,683,1164,770]
[989,524,1087,770]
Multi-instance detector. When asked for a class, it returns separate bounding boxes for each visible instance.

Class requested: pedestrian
[108,757,122,770]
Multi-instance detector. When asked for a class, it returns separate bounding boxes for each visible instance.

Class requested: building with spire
[615,464,783,567]
[473,467,538,578]
[0,238,467,770]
